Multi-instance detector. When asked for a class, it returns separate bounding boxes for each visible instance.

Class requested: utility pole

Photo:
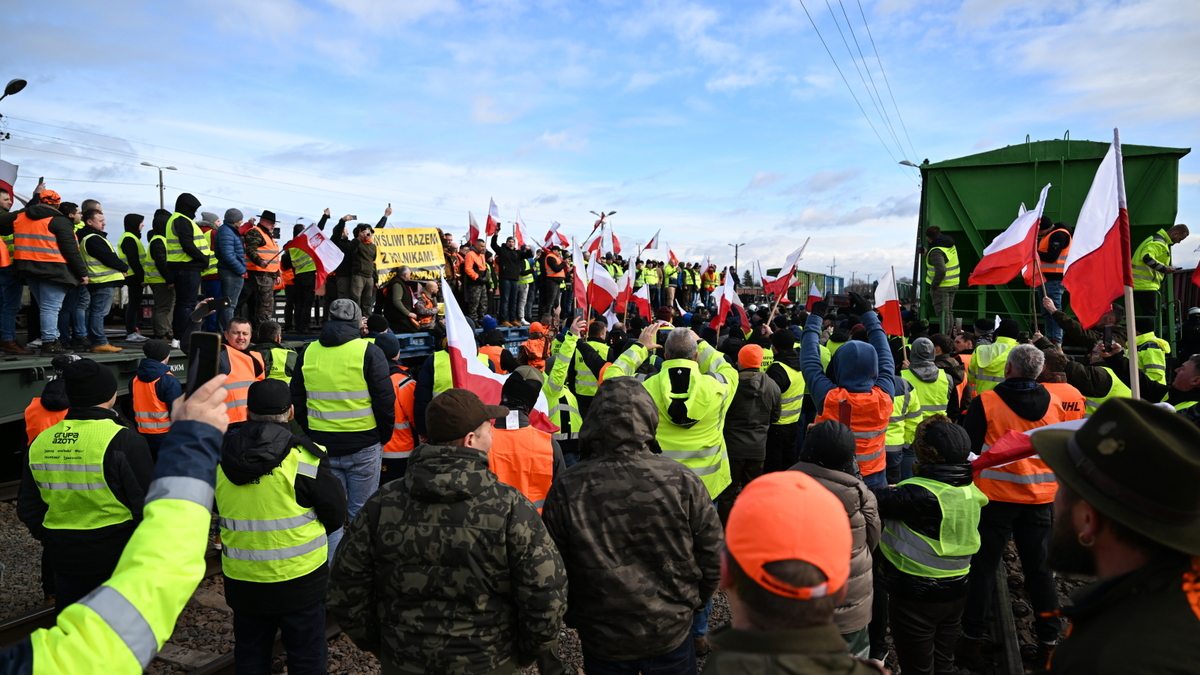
[140,162,177,210]
[829,257,836,278]
[849,271,857,288]
[728,242,744,275]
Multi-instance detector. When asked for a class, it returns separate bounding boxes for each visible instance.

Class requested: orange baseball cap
[738,344,763,370]
[529,322,546,334]
[39,189,62,205]
[726,471,852,599]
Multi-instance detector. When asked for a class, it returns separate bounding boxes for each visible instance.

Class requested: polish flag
[442,272,558,433]
[513,212,541,251]
[968,184,1051,287]
[645,229,661,251]
[467,211,480,244]
[571,237,589,312]
[806,281,823,310]
[876,267,904,337]
[615,266,634,312]
[587,255,619,314]
[0,160,16,196]
[666,242,678,267]
[1063,130,1133,329]
[630,283,651,318]
[709,271,751,332]
[583,224,604,255]
[485,198,501,237]
[286,223,346,291]
[544,221,568,248]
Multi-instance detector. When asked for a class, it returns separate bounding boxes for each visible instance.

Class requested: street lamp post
[0,78,28,158]
[140,162,177,209]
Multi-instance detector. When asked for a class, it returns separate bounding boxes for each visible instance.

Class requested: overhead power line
[855,0,919,161]
[834,0,907,160]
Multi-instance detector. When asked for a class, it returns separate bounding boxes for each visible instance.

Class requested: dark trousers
[962,501,1061,643]
[124,280,144,334]
[54,572,112,616]
[201,279,222,332]
[294,272,317,331]
[172,270,201,350]
[582,634,696,675]
[889,594,966,675]
[1133,290,1159,319]
[233,601,328,675]
[717,458,763,524]
[499,278,518,322]
[764,422,800,473]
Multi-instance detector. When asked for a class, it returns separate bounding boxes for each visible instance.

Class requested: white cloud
[322,0,460,26]
[746,171,785,190]
[471,95,521,124]
[1181,174,1200,186]
[783,168,864,195]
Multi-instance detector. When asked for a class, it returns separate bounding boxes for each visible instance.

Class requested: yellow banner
[374,228,444,286]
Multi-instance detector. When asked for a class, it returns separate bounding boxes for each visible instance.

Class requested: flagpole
[1112,128,1140,402]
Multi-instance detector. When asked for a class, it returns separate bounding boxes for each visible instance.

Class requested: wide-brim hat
[257,210,277,223]
[1032,397,1200,556]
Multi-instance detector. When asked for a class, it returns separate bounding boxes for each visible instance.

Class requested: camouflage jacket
[327,443,568,674]
[541,378,724,661]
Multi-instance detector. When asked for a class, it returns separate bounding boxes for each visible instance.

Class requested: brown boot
[91,343,123,353]
[0,340,32,355]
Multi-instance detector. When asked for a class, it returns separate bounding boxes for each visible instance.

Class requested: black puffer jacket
[871,462,976,602]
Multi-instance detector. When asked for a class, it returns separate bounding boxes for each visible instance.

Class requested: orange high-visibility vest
[1042,382,1086,421]
[488,424,554,513]
[279,268,294,289]
[520,338,547,371]
[13,214,67,264]
[416,295,436,327]
[24,398,67,444]
[225,348,264,424]
[480,345,507,374]
[976,389,1066,504]
[544,252,565,278]
[1038,228,1071,277]
[384,371,416,460]
[245,231,280,274]
[815,388,891,477]
[955,353,972,407]
[132,377,172,435]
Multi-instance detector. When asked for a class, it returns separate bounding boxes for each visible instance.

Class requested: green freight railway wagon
[915,136,1190,336]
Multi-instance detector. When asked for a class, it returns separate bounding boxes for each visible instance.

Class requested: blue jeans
[500,278,518,322]
[1038,280,1065,342]
[326,443,381,562]
[26,278,70,342]
[690,598,712,638]
[172,270,201,349]
[901,445,917,482]
[86,286,116,345]
[583,634,696,675]
[218,270,245,332]
[862,469,887,488]
[0,268,23,341]
[58,286,82,341]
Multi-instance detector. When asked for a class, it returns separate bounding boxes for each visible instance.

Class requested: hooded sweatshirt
[135,358,183,412]
[327,442,567,673]
[541,378,724,661]
[802,310,895,415]
[167,193,208,272]
[962,378,1052,454]
[290,320,395,454]
[723,368,782,461]
[219,421,346,613]
[148,208,173,284]
[120,215,145,282]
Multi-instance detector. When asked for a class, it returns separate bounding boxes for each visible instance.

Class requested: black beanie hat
[248,379,291,416]
[375,332,401,361]
[64,359,118,408]
[769,329,796,352]
[799,420,858,476]
[143,339,171,362]
[123,213,144,233]
[366,314,390,334]
[913,415,971,465]
[996,319,1020,340]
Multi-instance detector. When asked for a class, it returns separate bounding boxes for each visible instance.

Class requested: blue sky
[1,0,1197,280]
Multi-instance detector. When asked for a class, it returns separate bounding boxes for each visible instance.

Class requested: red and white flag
[485,198,501,237]
[666,242,678,267]
[630,283,651,317]
[876,267,905,336]
[615,266,634,312]
[286,223,344,290]
[806,281,823,310]
[513,212,541,251]
[709,271,750,332]
[1063,129,1133,329]
[587,255,619,314]
[467,211,480,244]
[442,273,558,433]
[571,237,589,312]
[968,184,1051,287]
[0,161,16,196]
[544,221,568,248]
[583,224,604,255]
[645,229,661,251]
[758,259,795,299]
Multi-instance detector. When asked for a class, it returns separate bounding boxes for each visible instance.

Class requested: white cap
[1190,307,1200,316]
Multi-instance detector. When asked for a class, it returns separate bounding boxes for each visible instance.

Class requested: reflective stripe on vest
[246,231,281,274]
[78,585,160,669]
[29,418,133,529]
[574,341,609,397]
[1131,232,1170,290]
[774,362,805,424]
[80,232,125,284]
[488,424,555,514]
[925,245,960,288]
[289,246,317,274]
[1136,334,1170,384]
[165,213,212,264]
[384,373,416,458]
[646,352,733,499]
[1083,366,1133,416]
[815,388,891,477]
[976,389,1065,504]
[133,377,172,434]
[216,445,328,582]
[304,339,376,432]
[902,368,950,424]
[885,384,917,453]
[201,229,218,276]
[878,476,987,579]
[1037,228,1071,276]
[13,213,68,263]
[118,231,146,271]
[143,234,167,284]
[224,348,261,424]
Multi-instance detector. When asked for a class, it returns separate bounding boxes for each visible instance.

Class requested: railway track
[0,480,18,502]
